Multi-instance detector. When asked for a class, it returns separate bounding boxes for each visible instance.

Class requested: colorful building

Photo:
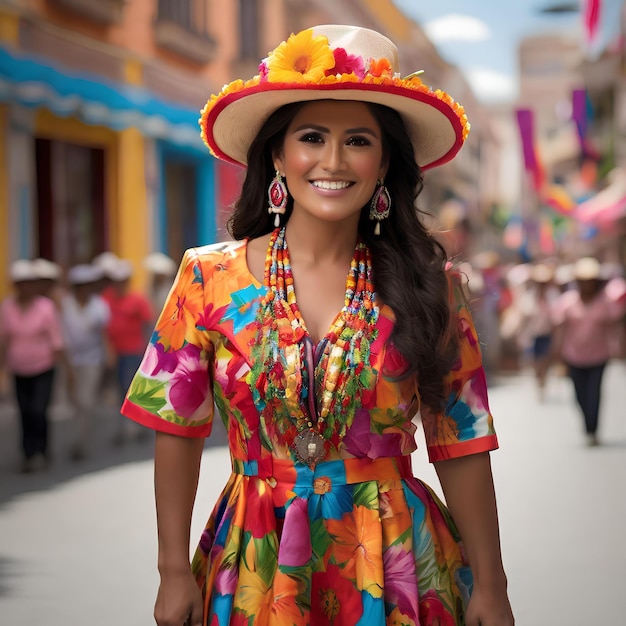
[0,0,288,296]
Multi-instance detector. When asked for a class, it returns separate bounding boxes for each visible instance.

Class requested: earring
[268,170,288,228]
[369,178,391,235]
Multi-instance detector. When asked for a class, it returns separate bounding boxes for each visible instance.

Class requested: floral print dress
[122,240,498,626]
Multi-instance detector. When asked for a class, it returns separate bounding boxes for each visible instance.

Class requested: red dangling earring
[268,171,288,228]
[369,178,391,235]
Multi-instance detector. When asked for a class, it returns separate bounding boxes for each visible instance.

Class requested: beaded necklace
[248,227,379,468]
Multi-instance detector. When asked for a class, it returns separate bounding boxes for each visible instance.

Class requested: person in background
[104,258,153,444]
[143,251,178,316]
[122,25,514,626]
[61,264,111,460]
[0,259,71,472]
[551,257,626,445]
[519,263,558,402]
[32,257,64,308]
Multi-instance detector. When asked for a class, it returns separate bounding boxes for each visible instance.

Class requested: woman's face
[274,100,387,226]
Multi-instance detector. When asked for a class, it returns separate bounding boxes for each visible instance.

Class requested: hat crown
[310,24,399,73]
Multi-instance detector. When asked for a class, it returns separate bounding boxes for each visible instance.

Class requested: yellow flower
[267,29,335,84]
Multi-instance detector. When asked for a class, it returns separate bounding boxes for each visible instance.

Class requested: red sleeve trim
[427,434,499,463]
[121,399,213,439]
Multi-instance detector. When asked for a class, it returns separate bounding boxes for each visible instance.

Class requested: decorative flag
[544,184,576,216]
[572,89,601,160]
[583,0,602,44]
[516,108,545,191]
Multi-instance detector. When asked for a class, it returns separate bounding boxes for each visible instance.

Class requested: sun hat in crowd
[530,264,554,284]
[32,257,61,280]
[200,24,470,170]
[143,251,177,276]
[10,259,37,283]
[92,251,120,275]
[574,257,601,281]
[107,259,133,282]
[68,264,104,285]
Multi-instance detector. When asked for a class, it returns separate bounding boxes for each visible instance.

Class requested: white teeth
[311,180,352,190]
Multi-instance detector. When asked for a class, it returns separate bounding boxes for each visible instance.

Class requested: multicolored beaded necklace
[248,226,379,468]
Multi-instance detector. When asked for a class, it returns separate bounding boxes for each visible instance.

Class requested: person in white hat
[61,264,111,461]
[517,264,559,402]
[551,256,626,445]
[120,25,513,625]
[0,260,68,472]
[143,251,178,316]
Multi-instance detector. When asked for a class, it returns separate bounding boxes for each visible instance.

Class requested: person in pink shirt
[0,260,70,472]
[551,257,626,446]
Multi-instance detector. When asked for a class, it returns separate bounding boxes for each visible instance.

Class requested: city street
[0,362,625,625]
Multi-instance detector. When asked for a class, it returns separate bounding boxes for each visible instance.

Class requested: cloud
[466,67,517,103]
[424,14,490,43]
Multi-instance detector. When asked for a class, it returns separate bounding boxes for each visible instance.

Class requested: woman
[0,259,68,472]
[552,256,626,446]
[122,25,514,625]
[519,263,558,402]
[61,264,111,460]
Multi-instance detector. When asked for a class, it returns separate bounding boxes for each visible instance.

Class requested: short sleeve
[421,273,499,462]
[121,249,215,438]
[46,300,65,351]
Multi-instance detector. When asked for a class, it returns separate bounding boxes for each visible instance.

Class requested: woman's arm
[153,431,206,626]
[434,451,514,626]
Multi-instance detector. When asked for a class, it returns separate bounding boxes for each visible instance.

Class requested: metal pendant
[293,429,327,469]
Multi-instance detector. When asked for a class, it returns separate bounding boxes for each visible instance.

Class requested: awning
[576,167,626,227]
[0,46,203,149]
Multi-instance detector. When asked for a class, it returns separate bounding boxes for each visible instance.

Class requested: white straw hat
[143,252,177,276]
[574,257,601,281]
[32,258,61,280]
[200,24,470,170]
[107,259,133,282]
[68,264,104,285]
[10,259,37,283]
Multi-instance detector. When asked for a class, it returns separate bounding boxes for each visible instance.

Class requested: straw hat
[32,258,61,280]
[200,24,470,170]
[143,252,177,276]
[107,259,133,282]
[574,257,601,281]
[10,259,37,283]
[530,264,553,284]
[68,264,104,285]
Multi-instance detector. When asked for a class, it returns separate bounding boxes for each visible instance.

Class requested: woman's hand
[154,570,203,626]
[465,581,515,626]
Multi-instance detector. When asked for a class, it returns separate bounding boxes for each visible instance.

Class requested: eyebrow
[292,123,379,137]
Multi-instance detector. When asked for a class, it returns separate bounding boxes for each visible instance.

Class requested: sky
[393,0,625,103]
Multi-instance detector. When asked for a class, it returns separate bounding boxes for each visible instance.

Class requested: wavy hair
[228,101,458,411]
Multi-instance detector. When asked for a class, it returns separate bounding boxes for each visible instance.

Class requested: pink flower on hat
[330,47,365,78]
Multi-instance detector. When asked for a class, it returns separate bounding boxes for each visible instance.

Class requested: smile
[310,180,353,190]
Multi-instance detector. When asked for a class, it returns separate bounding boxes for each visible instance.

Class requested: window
[239,0,259,59]
[35,139,106,267]
[164,159,198,263]
[154,0,216,63]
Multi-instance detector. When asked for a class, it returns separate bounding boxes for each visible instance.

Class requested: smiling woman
[121,24,514,626]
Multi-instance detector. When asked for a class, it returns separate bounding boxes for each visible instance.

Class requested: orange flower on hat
[367,57,394,78]
[266,28,336,83]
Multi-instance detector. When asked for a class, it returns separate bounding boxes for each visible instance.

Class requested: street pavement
[0,361,625,625]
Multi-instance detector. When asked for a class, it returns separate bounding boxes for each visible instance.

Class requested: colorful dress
[122,240,498,626]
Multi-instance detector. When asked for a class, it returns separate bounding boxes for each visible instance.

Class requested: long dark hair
[228,101,458,411]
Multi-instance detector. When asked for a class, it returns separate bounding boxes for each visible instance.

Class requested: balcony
[154,0,216,64]
[48,0,126,25]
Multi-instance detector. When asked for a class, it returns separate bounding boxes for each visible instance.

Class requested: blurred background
[0,0,625,370]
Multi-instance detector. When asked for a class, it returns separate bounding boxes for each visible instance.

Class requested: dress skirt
[191,456,472,626]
